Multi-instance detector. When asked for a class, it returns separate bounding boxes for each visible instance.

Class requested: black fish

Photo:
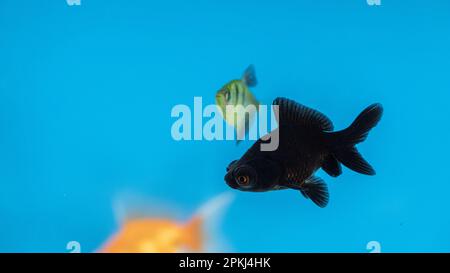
[224,97,383,208]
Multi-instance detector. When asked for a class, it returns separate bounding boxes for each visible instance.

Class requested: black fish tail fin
[325,103,383,176]
[299,176,329,208]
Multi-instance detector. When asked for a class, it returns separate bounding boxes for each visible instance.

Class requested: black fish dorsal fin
[272,97,334,131]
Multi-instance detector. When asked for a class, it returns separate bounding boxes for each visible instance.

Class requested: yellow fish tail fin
[242,65,257,87]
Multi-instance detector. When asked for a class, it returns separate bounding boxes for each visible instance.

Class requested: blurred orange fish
[100,216,202,253]
[98,192,233,253]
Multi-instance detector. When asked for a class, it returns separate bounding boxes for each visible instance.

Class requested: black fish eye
[233,166,256,188]
[236,175,250,186]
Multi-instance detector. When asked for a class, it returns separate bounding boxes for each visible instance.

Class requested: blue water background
[0,0,449,252]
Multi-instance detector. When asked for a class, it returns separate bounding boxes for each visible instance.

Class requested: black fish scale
[240,124,328,188]
[277,124,327,186]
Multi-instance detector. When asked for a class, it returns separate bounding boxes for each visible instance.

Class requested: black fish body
[225,97,383,208]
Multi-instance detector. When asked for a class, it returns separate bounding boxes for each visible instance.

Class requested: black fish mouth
[224,172,238,189]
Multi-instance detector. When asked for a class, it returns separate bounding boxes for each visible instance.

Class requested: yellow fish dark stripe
[215,65,260,143]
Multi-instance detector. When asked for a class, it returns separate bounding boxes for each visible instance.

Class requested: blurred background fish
[215,65,260,143]
[98,192,234,253]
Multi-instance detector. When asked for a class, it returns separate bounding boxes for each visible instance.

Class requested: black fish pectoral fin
[286,176,329,208]
[272,185,289,191]
[300,176,329,208]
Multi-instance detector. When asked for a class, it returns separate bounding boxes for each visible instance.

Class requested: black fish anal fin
[322,155,342,177]
[272,97,334,132]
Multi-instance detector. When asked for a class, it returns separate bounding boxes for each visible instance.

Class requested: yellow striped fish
[215,65,260,143]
